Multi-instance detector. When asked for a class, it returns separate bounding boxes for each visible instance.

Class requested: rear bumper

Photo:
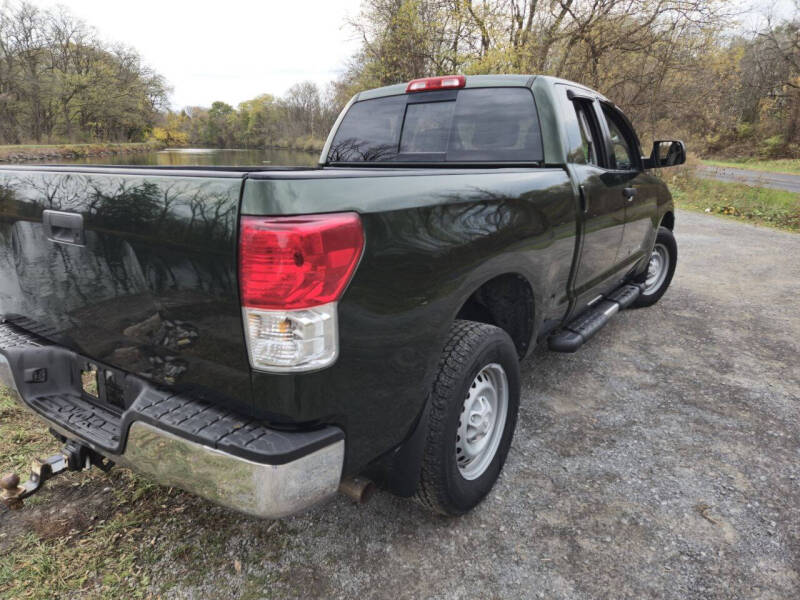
[118,422,344,518]
[0,321,344,518]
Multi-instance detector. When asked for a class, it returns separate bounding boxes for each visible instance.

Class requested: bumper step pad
[132,391,340,464]
[0,320,46,349]
[30,393,121,449]
[548,283,643,353]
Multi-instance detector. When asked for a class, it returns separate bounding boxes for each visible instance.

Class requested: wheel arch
[453,272,536,359]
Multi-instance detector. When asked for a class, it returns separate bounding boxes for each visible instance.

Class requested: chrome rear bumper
[119,422,344,518]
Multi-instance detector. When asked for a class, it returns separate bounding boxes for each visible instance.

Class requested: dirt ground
[2,209,799,599]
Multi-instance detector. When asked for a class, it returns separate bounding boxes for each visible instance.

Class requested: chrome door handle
[579,184,589,213]
[623,187,636,201]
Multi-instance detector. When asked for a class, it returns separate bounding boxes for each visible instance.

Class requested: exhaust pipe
[338,476,375,504]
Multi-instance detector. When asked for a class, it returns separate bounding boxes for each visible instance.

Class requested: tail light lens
[239,213,364,372]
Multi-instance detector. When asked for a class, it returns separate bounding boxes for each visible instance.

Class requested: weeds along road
[2,209,799,599]
[697,164,800,194]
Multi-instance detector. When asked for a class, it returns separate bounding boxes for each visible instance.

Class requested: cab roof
[355,74,607,103]
[356,74,535,101]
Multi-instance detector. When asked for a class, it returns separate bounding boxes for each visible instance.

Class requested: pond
[39,147,320,167]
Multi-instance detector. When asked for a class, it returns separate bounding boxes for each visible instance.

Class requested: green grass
[702,158,800,176]
[0,388,184,598]
[670,173,800,232]
[0,387,297,599]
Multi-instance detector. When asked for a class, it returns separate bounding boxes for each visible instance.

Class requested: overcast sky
[27,0,798,110]
[31,0,364,109]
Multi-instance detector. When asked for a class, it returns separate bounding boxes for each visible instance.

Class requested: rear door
[0,168,252,412]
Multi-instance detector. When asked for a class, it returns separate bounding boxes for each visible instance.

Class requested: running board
[548,283,643,353]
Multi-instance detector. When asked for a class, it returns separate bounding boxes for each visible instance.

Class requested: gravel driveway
[146,209,798,599]
[4,210,800,599]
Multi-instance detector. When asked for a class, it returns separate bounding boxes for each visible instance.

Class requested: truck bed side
[241,167,576,473]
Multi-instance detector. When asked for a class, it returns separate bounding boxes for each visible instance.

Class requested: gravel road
[697,165,800,193]
[148,209,799,599]
[4,209,800,599]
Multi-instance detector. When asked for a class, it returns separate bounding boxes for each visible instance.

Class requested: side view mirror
[643,140,686,169]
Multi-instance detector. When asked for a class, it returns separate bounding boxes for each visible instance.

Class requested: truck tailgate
[0,167,252,411]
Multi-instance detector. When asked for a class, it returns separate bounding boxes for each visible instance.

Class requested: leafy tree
[0,1,168,144]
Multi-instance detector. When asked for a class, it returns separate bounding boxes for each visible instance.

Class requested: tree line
[332,0,800,158]
[2,0,799,158]
[0,2,168,144]
[154,82,340,152]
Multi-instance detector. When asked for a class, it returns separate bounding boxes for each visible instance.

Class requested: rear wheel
[415,320,520,516]
[632,226,677,308]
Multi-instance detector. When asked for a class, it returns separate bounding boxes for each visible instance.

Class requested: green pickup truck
[0,75,683,517]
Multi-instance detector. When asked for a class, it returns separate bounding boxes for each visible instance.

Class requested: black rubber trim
[126,389,343,464]
[0,165,317,177]
[0,321,343,465]
[28,392,121,449]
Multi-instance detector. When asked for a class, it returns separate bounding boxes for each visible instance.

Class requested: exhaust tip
[338,476,375,504]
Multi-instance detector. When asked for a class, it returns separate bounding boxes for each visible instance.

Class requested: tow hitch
[0,439,113,510]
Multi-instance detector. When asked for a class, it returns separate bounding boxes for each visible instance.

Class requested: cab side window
[573,100,602,166]
[601,105,637,171]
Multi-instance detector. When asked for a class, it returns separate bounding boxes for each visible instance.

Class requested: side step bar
[548,283,643,353]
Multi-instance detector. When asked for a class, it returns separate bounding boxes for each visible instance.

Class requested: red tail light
[239,213,364,310]
[406,75,466,93]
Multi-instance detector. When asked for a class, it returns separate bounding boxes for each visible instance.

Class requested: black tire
[415,320,520,516]
[632,226,677,308]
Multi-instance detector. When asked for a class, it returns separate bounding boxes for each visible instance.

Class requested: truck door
[565,92,627,303]
[597,102,656,263]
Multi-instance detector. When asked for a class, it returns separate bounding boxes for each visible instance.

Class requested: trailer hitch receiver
[0,440,112,510]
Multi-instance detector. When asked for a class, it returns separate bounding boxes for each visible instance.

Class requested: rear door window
[328,88,543,163]
[573,101,602,166]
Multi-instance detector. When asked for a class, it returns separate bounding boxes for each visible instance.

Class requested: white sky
[30,0,364,109]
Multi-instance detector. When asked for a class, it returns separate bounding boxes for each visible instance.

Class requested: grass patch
[0,387,190,598]
[0,389,59,475]
[670,173,800,232]
[0,387,294,599]
[702,158,800,176]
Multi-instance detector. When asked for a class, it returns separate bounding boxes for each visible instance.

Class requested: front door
[597,103,655,263]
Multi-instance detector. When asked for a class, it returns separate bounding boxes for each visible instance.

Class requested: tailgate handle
[43,210,85,246]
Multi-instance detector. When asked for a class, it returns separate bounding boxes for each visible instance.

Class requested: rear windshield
[327,88,543,163]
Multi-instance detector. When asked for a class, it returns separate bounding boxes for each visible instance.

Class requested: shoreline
[0,141,167,163]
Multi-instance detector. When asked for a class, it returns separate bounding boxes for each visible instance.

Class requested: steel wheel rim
[455,363,509,480]
[644,242,669,295]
